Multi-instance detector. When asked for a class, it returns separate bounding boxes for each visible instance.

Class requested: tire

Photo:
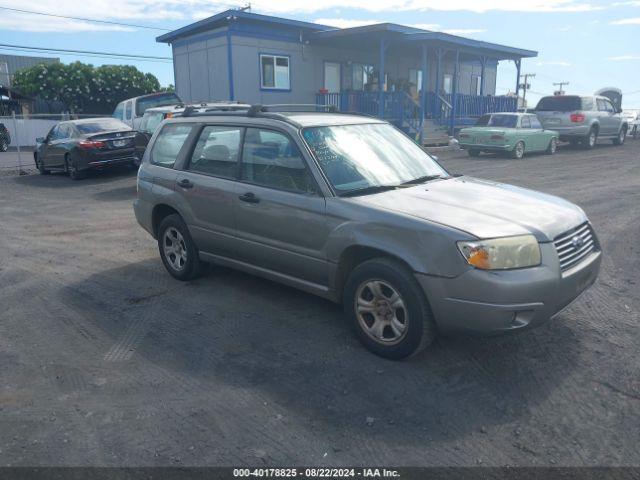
[35,154,50,175]
[511,141,525,159]
[584,128,598,149]
[343,257,437,360]
[66,155,87,180]
[546,137,558,155]
[157,214,205,281]
[612,127,626,146]
[632,126,638,139]
[0,137,8,152]
[467,149,481,157]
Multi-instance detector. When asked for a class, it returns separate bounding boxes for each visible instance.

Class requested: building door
[324,62,341,93]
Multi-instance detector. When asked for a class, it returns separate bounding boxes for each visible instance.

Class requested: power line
[0,5,172,31]
[0,46,172,64]
[553,81,569,95]
[0,43,172,63]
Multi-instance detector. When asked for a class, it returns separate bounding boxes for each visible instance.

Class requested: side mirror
[36,137,45,143]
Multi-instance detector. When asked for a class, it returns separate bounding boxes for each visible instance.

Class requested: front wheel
[343,258,437,359]
[35,154,50,175]
[158,214,205,281]
[546,137,558,155]
[0,137,8,152]
[511,141,525,159]
[612,128,626,145]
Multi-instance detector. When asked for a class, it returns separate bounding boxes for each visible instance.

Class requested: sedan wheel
[0,138,7,152]
[546,137,558,155]
[355,280,408,345]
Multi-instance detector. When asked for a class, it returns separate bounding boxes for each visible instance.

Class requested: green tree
[12,62,163,114]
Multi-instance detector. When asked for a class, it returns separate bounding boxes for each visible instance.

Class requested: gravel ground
[0,139,638,467]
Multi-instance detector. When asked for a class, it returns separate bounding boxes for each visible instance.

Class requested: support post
[449,49,459,136]
[480,56,486,96]
[515,58,521,98]
[434,47,442,120]
[378,37,387,119]
[419,44,428,144]
[226,30,235,101]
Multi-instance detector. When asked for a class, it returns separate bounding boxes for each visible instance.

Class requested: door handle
[178,178,194,189]
[239,192,260,203]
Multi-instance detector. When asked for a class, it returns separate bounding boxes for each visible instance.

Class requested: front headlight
[457,235,541,270]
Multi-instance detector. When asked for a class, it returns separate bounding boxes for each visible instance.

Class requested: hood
[352,177,587,241]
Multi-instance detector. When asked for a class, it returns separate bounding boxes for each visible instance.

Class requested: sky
[1,0,639,108]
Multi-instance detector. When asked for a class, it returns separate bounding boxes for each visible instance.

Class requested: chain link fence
[0,113,107,175]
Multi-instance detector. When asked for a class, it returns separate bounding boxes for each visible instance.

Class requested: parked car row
[459,91,631,158]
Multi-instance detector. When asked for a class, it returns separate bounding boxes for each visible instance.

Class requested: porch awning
[308,23,537,60]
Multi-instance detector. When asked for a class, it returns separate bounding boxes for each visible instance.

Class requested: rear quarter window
[535,96,582,112]
[150,123,193,168]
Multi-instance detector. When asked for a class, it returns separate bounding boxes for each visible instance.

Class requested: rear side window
[125,101,133,120]
[521,116,531,128]
[530,116,542,129]
[581,97,594,110]
[241,128,315,193]
[188,126,242,178]
[535,96,581,112]
[150,124,193,168]
[112,102,124,120]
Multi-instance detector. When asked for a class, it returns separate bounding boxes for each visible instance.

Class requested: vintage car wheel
[546,137,558,155]
[467,149,481,157]
[511,141,525,159]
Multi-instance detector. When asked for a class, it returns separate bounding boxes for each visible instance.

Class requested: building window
[260,54,290,90]
[409,69,423,93]
[352,63,374,91]
[443,74,453,95]
[472,75,482,95]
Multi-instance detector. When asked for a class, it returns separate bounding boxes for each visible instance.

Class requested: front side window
[150,123,193,168]
[302,123,447,195]
[188,126,241,179]
[241,128,315,193]
[260,54,290,90]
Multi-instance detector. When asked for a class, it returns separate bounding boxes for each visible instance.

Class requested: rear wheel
[66,155,86,180]
[467,149,481,157]
[584,128,597,149]
[612,127,626,145]
[0,137,8,152]
[158,214,206,281]
[511,141,525,159]
[546,137,558,155]
[343,257,437,359]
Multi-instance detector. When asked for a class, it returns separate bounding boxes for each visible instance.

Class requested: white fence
[1,114,107,147]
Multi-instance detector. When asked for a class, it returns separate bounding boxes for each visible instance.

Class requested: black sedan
[34,118,137,179]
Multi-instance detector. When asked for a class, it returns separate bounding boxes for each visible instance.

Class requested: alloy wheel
[163,227,188,272]
[588,131,597,147]
[355,280,408,345]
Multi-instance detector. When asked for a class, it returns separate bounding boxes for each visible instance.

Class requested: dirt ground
[0,138,638,467]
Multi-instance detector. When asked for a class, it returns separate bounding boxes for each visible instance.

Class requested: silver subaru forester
[133,106,601,359]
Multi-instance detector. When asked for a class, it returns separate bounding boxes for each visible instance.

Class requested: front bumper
[417,243,601,335]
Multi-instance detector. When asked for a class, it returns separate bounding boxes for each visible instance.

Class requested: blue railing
[316,91,518,134]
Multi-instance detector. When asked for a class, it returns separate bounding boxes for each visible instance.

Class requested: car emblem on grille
[571,235,584,249]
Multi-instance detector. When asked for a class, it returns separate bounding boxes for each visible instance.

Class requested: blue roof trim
[157,9,333,43]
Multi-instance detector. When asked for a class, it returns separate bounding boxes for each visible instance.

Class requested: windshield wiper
[339,185,398,197]
[401,174,448,185]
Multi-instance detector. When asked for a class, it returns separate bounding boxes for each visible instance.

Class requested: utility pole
[553,81,569,96]
[238,3,251,11]
[519,73,535,111]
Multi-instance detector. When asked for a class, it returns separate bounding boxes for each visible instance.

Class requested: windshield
[475,114,518,128]
[535,96,582,111]
[135,93,181,116]
[301,123,447,195]
[139,111,166,134]
[76,118,130,134]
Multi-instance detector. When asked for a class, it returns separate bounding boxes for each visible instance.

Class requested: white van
[112,92,182,130]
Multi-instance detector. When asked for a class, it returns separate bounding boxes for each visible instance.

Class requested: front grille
[554,222,598,271]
